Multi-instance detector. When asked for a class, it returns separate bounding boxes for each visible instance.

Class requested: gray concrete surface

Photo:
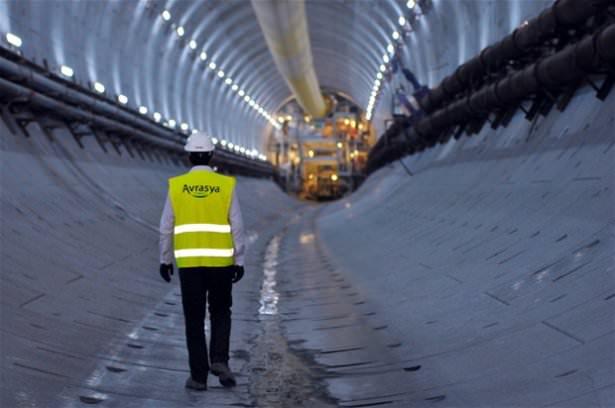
[2,82,613,408]
[318,88,615,406]
[0,113,302,407]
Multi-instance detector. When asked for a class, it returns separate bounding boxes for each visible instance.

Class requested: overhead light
[337,142,343,148]
[377,72,383,80]
[231,84,238,91]
[161,10,171,21]
[243,95,250,103]
[238,89,245,97]
[249,100,255,107]
[200,52,207,61]
[168,119,176,127]
[234,145,240,152]
[387,44,395,54]
[153,112,162,122]
[93,81,105,93]
[399,16,406,26]
[211,137,219,144]
[191,129,198,134]
[379,64,386,72]
[189,40,197,50]
[139,106,148,114]
[375,79,381,87]
[176,26,185,37]
[60,64,74,78]
[407,0,416,9]
[330,174,338,181]
[180,123,189,131]
[208,62,216,70]
[118,94,128,104]
[383,54,390,63]
[220,140,227,146]
[217,70,225,78]
[228,142,234,149]
[5,32,22,48]
[308,150,314,158]
[239,147,246,153]
[225,78,232,85]
[392,31,400,40]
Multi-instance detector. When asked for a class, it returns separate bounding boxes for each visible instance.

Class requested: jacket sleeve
[159,193,175,264]
[229,187,245,266]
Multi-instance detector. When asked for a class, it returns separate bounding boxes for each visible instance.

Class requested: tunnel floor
[56,206,421,407]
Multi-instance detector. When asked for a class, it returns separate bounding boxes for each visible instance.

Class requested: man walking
[159,132,245,391]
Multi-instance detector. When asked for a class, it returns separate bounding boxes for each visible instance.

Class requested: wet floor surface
[53,207,425,407]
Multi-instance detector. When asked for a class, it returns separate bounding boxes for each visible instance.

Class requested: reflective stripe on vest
[174,223,231,234]
[169,171,236,268]
[174,248,234,258]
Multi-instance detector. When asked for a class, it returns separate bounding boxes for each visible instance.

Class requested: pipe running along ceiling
[0,0,554,150]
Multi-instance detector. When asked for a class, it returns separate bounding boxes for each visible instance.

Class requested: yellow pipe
[251,0,327,118]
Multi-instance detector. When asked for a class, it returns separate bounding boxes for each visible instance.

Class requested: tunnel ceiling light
[377,72,383,80]
[180,123,189,131]
[208,62,217,70]
[138,106,148,114]
[244,95,251,103]
[189,40,197,50]
[176,26,185,37]
[387,44,395,54]
[220,140,227,146]
[153,112,161,122]
[228,142,234,148]
[407,0,416,9]
[399,16,406,26]
[383,54,390,63]
[60,64,74,78]
[379,64,386,72]
[118,94,128,104]
[225,78,232,85]
[231,84,239,91]
[211,137,219,144]
[200,51,207,61]
[217,70,225,78]
[191,129,198,134]
[161,10,171,21]
[5,32,22,48]
[392,31,400,40]
[93,81,105,93]
[239,147,246,153]
[168,119,176,127]
[238,89,245,97]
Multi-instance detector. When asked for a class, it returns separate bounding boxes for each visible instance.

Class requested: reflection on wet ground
[259,235,281,316]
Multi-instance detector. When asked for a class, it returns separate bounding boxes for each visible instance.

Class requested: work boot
[210,363,237,387]
[185,376,207,391]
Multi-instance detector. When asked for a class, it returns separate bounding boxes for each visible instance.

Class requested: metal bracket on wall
[92,129,109,153]
[0,105,35,138]
[65,121,93,149]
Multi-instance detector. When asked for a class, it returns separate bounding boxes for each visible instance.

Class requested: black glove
[159,263,173,283]
[232,265,244,283]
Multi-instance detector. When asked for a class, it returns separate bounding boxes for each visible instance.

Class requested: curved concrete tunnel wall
[317,88,615,405]
[0,117,302,405]
[1,0,614,406]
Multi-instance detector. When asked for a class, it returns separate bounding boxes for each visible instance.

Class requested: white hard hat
[184,132,215,152]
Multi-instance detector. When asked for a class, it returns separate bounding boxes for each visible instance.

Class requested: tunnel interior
[1,0,614,407]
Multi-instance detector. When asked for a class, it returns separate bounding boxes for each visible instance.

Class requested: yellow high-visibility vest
[169,171,236,268]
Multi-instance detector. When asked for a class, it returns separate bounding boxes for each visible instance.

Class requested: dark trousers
[179,266,234,383]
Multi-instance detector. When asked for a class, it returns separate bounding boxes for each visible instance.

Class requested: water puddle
[248,233,337,407]
[259,235,281,316]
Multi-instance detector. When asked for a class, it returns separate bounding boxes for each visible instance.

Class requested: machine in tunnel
[1,0,614,407]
